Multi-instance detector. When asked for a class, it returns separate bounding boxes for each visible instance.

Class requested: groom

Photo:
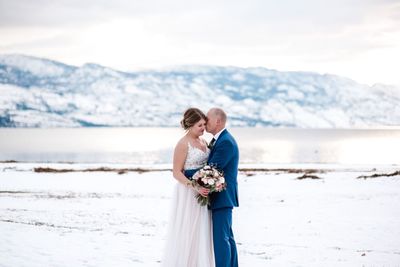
[206,108,239,267]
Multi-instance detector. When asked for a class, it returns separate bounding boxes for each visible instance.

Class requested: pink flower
[192,165,227,206]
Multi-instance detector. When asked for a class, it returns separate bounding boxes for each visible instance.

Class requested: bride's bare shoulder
[175,136,189,150]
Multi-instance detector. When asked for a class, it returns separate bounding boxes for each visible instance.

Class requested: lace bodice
[184,142,210,170]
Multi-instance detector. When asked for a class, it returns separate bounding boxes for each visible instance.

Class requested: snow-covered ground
[1,163,400,266]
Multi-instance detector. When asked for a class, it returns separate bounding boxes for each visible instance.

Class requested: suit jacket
[208,129,239,210]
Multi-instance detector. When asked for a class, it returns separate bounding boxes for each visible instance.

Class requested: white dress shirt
[213,127,226,141]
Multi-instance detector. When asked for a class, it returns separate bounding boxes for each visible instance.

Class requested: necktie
[208,138,216,149]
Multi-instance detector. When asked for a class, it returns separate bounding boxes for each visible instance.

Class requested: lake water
[0,128,399,165]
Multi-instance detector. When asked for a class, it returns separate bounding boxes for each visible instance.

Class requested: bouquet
[191,165,226,206]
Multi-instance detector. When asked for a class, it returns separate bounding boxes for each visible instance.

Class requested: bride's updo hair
[180,108,207,130]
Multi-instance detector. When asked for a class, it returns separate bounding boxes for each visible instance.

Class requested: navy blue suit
[208,129,239,267]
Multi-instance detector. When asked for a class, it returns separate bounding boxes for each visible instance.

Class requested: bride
[162,108,215,267]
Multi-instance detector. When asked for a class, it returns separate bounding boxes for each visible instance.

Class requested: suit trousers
[212,207,238,267]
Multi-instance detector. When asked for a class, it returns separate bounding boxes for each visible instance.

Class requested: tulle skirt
[162,182,215,267]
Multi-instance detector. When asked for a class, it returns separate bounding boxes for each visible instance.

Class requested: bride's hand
[196,186,210,197]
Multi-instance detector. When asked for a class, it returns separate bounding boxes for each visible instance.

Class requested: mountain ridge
[0,54,399,127]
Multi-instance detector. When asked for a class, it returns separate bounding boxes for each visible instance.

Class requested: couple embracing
[162,107,239,267]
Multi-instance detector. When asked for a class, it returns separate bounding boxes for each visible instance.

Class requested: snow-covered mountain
[0,54,399,127]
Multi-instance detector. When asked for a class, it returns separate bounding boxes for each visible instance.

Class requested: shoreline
[1,161,399,179]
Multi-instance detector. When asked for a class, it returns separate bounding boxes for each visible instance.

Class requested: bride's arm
[172,140,192,186]
[172,140,210,196]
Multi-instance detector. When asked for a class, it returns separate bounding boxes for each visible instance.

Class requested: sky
[0,0,400,86]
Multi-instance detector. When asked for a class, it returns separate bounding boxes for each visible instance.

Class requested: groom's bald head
[206,108,227,135]
[209,108,227,124]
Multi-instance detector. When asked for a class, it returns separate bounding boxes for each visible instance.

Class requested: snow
[1,163,399,266]
[0,54,68,77]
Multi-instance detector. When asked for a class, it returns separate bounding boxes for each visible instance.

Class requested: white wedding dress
[162,142,215,267]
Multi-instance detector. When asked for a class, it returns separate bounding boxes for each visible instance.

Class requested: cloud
[0,0,394,28]
[0,0,399,85]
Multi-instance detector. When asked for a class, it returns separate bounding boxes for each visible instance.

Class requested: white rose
[202,178,208,184]
[219,177,225,183]
[208,179,215,185]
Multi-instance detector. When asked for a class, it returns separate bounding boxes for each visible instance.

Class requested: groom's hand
[196,186,210,197]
